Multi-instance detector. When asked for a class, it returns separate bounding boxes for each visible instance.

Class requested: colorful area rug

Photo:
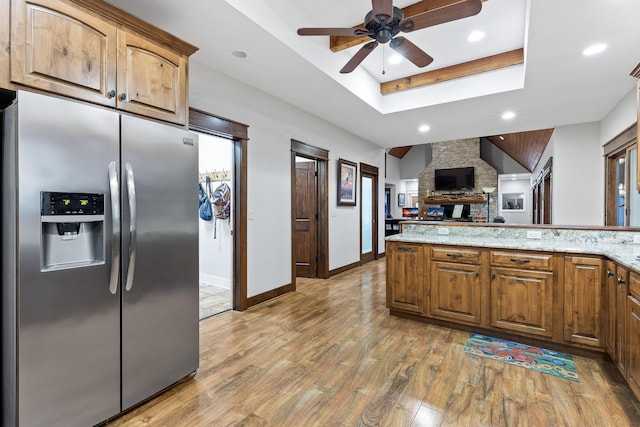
[463,333,579,382]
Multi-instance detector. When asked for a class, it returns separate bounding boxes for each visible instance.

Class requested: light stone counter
[386,222,640,272]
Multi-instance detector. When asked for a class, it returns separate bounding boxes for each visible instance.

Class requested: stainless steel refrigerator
[2,90,199,426]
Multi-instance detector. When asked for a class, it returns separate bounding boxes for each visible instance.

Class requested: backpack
[198,177,213,221]
[211,182,231,220]
[210,182,231,238]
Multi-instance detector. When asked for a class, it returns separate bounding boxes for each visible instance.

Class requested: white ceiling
[106,0,640,148]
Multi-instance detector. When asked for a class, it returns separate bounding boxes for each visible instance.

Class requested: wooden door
[294,160,318,278]
[360,164,378,265]
[430,261,481,325]
[564,256,604,347]
[491,267,554,338]
[605,261,618,356]
[386,243,424,314]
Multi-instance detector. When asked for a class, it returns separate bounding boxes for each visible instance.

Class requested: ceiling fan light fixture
[467,31,485,43]
[583,43,607,56]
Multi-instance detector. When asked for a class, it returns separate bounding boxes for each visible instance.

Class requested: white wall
[189,61,386,297]
[600,87,637,145]
[498,174,531,224]
[552,122,604,225]
[198,133,233,289]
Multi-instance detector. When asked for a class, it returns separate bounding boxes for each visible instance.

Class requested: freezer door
[120,115,199,409]
[11,91,121,426]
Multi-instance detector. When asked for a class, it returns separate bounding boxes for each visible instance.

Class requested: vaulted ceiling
[105,0,640,153]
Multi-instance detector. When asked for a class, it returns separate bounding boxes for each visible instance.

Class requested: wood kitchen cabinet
[7,0,195,125]
[429,246,483,325]
[605,260,618,356]
[564,256,604,348]
[615,265,629,375]
[386,242,425,314]
[627,271,640,397]
[490,251,555,338]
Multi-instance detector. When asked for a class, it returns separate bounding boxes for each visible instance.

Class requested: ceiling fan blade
[400,0,482,33]
[340,41,379,74]
[372,0,393,20]
[390,37,433,68]
[297,27,366,37]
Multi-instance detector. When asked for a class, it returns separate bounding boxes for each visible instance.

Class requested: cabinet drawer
[490,251,552,270]
[629,272,640,301]
[431,246,481,265]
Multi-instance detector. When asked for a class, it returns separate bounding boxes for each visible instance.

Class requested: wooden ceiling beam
[330,0,490,53]
[380,48,524,95]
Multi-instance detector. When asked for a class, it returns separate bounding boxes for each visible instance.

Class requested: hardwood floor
[108,259,640,426]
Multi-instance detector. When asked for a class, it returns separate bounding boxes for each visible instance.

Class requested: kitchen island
[386,221,640,400]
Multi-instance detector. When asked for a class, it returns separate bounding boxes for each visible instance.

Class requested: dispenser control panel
[41,192,104,216]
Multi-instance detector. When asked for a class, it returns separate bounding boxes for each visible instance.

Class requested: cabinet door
[117,30,187,125]
[430,261,481,325]
[386,244,424,314]
[10,0,117,106]
[605,261,617,356]
[491,267,554,338]
[616,266,629,375]
[627,294,640,400]
[564,256,604,348]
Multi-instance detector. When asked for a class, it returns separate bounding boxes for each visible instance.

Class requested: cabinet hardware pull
[617,278,626,285]
[119,93,127,101]
[107,89,116,99]
[607,270,615,277]
[510,258,530,264]
[447,253,464,258]
[475,272,480,278]
[491,274,496,280]
[398,246,413,252]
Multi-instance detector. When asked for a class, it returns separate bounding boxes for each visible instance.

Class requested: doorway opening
[291,139,329,285]
[197,133,233,319]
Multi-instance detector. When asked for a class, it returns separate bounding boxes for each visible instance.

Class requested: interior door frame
[360,163,379,264]
[189,108,249,311]
[291,139,329,287]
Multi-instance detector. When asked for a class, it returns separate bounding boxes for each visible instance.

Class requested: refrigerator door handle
[108,161,120,295]
[124,163,137,291]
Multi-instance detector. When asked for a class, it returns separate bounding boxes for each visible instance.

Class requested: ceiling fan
[297,0,483,74]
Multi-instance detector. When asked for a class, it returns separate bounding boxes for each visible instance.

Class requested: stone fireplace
[418,138,497,221]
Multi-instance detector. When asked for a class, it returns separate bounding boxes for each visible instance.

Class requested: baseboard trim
[246,283,295,309]
[329,261,362,277]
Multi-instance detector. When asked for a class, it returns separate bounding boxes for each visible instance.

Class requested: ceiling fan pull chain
[382,44,386,75]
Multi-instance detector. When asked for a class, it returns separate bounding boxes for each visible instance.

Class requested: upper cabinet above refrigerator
[0,0,198,126]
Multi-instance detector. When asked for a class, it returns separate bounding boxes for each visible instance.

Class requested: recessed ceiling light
[389,54,403,64]
[467,31,485,43]
[419,124,430,133]
[499,135,505,140]
[230,49,248,59]
[502,111,516,120]
[583,43,607,56]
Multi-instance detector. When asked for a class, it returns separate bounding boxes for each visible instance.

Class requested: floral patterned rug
[463,333,579,382]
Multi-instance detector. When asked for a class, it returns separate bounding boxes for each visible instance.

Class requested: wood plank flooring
[108,259,640,426]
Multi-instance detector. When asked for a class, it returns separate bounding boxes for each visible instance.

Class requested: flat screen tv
[434,167,474,191]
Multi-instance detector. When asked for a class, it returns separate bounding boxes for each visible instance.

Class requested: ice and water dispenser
[40,191,105,271]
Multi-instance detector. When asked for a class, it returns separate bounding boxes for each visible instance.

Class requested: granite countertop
[386,233,640,273]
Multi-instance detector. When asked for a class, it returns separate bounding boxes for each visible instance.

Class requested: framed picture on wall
[337,158,357,206]
[501,192,525,211]
[398,193,405,207]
